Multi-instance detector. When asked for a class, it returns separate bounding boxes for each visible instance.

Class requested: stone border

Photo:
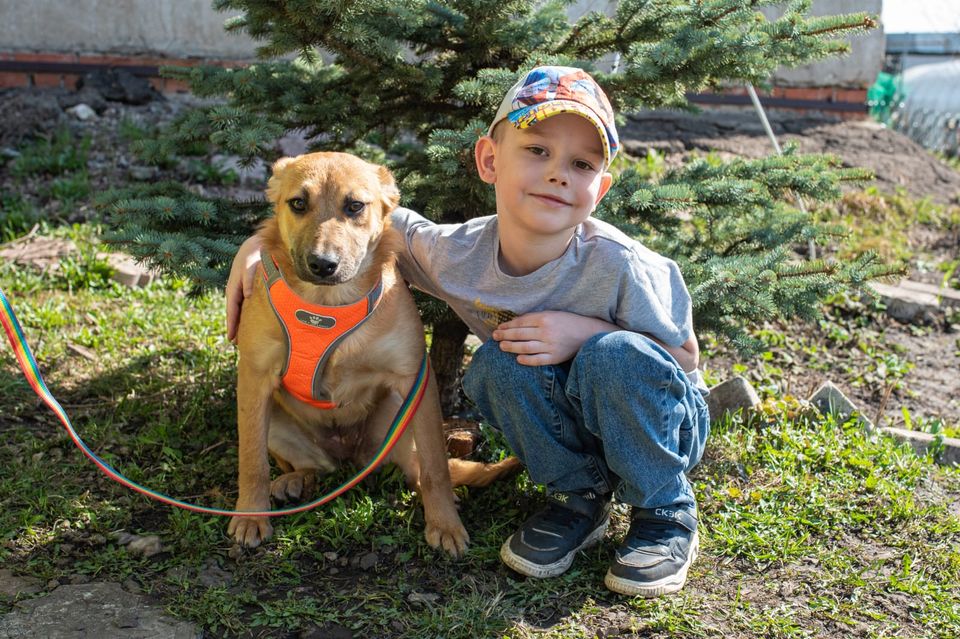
[706,377,960,466]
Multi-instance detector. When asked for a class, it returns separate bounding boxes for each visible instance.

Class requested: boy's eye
[526,146,547,156]
[574,160,595,171]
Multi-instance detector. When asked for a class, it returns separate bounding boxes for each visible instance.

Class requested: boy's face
[476,113,613,241]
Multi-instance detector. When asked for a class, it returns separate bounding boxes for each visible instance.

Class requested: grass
[1,224,958,638]
[0,130,958,637]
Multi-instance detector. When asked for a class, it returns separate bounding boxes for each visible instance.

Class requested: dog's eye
[344,200,366,217]
[288,197,307,213]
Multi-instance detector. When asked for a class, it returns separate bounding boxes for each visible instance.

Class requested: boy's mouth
[530,192,571,207]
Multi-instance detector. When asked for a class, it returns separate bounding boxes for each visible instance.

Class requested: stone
[0,570,43,598]
[704,376,761,420]
[66,104,97,121]
[808,381,874,430]
[98,252,159,288]
[359,552,379,570]
[57,87,109,115]
[868,281,944,325]
[0,582,198,638]
[128,165,159,181]
[881,427,960,466]
[407,592,440,604]
[78,69,160,106]
[0,89,65,148]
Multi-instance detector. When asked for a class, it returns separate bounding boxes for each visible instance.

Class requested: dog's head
[265,152,400,285]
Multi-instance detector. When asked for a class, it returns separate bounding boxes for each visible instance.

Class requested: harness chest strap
[260,250,384,408]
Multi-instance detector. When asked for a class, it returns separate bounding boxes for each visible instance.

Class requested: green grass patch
[10,126,91,178]
[1,223,958,638]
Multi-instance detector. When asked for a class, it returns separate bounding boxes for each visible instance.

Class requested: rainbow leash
[0,285,428,517]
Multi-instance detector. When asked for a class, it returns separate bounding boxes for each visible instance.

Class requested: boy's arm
[226,235,264,342]
[493,310,699,372]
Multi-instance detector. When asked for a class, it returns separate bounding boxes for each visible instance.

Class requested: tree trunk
[428,308,470,417]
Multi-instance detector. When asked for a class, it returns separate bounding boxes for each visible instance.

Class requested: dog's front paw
[228,515,273,548]
[425,519,470,558]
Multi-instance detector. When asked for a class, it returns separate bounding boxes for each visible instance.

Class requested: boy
[226,66,709,596]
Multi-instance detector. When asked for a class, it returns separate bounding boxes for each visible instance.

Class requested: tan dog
[229,152,517,555]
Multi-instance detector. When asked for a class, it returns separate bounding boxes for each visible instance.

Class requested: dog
[228,152,518,555]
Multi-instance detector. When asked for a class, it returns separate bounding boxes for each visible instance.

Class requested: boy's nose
[547,163,569,186]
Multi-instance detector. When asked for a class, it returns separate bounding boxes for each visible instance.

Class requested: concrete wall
[764,0,884,88]
[0,0,258,59]
[0,0,883,86]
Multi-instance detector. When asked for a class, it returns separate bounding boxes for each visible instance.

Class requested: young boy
[226,66,709,597]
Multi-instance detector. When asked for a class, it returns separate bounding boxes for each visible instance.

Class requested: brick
[834,89,867,104]
[160,77,192,94]
[0,72,30,88]
[61,73,80,90]
[11,52,77,64]
[31,73,64,88]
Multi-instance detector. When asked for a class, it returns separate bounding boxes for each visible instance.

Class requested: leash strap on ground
[0,286,429,517]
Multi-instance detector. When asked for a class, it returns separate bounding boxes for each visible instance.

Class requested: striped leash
[0,286,427,517]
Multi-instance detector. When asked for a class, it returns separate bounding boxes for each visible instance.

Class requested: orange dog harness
[261,250,384,409]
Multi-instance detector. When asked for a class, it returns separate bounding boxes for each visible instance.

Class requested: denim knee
[571,331,679,399]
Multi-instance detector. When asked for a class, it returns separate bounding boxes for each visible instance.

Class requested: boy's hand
[226,236,264,342]
[492,311,617,366]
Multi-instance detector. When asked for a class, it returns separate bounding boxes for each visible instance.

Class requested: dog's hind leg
[267,409,334,502]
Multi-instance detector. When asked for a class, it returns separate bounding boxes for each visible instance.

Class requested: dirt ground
[1,84,959,638]
[3,85,959,432]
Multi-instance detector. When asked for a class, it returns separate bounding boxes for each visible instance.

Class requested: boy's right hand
[226,235,264,342]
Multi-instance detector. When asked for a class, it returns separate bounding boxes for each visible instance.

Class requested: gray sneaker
[604,506,699,596]
[500,490,611,578]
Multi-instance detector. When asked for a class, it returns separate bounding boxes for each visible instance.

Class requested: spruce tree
[105,0,891,413]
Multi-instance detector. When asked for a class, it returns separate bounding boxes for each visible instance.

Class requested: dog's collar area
[260,250,384,409]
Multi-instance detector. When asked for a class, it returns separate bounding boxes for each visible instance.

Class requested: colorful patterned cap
[488,66,619,168]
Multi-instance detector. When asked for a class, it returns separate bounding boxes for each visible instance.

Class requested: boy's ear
[474,136,498,184]
[595,172,613,206]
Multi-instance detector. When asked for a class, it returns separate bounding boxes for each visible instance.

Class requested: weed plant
[0,223,958,638]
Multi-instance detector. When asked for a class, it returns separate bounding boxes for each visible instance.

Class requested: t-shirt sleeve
[389,207,444,298]
[615,250,693,348]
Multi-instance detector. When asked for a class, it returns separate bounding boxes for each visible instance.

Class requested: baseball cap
[487,66,619,168]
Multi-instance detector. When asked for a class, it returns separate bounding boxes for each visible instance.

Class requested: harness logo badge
[295,309,336,329]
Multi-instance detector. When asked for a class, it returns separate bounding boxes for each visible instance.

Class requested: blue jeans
[462,332,709,510]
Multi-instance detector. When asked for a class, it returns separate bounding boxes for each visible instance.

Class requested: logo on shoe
[655,508,682,520]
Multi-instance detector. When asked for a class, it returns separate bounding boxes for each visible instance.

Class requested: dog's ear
[377,165,400,214]
[266,157,296,204]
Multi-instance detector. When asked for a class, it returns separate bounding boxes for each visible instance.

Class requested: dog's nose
[307,254,339,278]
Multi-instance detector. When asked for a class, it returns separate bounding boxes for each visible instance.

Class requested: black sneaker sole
[500,515,610,579]
[604,531,699,597]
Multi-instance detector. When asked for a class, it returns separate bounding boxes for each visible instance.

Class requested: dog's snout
[307,254,339,278]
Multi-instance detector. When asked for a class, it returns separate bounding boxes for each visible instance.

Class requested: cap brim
[507,100,613,168]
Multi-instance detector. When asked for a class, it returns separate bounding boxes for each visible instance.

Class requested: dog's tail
[447,457,522,488]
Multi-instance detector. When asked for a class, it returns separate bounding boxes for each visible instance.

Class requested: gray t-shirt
[391,209,700,384]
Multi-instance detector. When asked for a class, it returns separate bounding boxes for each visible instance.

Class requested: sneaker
[604,506,699,597]
[500,490,611,578]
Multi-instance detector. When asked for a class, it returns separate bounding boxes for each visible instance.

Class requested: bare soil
[2,86,959,638]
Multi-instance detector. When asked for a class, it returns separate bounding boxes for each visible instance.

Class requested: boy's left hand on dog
[493,311,618,366]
